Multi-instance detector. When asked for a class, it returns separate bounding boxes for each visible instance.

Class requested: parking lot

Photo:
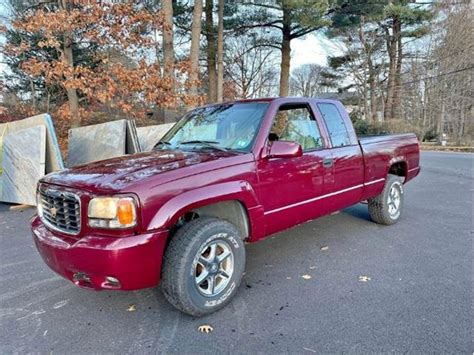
[0,151,472,353]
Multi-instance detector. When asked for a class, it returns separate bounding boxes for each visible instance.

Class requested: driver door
[256,103,333,235]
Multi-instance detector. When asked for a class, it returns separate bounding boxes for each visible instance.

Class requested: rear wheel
[368,174,405,225]
[161,217,245,316]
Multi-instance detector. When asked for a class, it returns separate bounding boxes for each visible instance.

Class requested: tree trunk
[216,0,224,102]
[359,17,378,123]
[162,0,174,92]
[63,44,80,127]
[279,9,291,97]
[384,17,399,120]
[189,0,203,100]
[367,53,378,123]
[391,19,403,120]
[205,0,217,102]
[30,78,36,111]
[58,0,80,127]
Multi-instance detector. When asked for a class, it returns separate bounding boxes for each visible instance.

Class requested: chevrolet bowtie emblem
[50,207,58,218]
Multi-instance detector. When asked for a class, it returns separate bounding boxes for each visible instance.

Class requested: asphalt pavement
[0,151,472,353]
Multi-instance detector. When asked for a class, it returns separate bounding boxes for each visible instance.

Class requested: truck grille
[39,188,81,235]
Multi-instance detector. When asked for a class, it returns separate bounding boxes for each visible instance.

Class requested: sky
[291,34,341,68]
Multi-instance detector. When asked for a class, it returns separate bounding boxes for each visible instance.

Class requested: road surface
[0,151,472,353]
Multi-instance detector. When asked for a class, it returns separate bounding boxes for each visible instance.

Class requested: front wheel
[161,217,245,316]
[368,174,405,225]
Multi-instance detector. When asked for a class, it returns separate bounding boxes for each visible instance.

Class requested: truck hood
[41,149,242,193]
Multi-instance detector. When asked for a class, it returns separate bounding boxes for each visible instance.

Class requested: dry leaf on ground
[359,276,371,282]
[198,325,214,333]
[127,304,136,312]
[302,274,312,280]
[320,246,329,251]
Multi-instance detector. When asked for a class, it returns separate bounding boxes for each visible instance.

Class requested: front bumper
[31,216,169,290]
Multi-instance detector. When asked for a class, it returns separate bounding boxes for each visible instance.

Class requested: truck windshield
[155,102,269,152]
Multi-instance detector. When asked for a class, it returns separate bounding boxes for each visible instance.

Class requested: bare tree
[290,64,325,97]
[424,2,473,143]
[224,36,279,99]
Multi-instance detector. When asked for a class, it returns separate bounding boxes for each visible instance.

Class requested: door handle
[323,158,333,168]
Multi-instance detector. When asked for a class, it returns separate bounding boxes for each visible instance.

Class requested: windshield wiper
[179,140,228,152]
[153,140,171,150]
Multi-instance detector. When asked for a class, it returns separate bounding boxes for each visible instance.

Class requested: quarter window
[317,103,351,147]
[270,105,323,151]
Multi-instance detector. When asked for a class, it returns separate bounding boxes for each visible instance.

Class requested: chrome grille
[39,188,81,235]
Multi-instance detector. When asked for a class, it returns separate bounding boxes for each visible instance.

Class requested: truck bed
[359,133,420,189]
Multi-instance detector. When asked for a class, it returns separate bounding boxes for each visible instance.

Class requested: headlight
[88,197,137,229]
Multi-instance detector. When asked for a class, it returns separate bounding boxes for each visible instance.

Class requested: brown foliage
[6,1,204,127]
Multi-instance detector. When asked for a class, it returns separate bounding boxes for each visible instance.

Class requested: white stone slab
[126,119,141,154]
[136,123,174,151]
[1,126,46,206]
[67,120,127,167]
[0,113,64,173]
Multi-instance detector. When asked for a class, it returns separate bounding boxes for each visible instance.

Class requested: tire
[368,174,405,225]
[161,216,246,317]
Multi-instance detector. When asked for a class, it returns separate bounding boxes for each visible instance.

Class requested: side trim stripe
[364,177,385,186]
[263,178,385,216]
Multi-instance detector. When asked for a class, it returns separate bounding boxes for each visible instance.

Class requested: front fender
[147,181,261,232]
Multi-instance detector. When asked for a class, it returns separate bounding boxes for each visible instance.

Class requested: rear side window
[317,103,351,147]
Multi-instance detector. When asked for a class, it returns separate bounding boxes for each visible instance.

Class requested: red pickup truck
[32,97,420,316]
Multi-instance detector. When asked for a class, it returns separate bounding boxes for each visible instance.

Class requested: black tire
[161,216,245,317]
[368,174,405,225]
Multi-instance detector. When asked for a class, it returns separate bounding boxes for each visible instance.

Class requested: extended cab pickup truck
[32,97,420,316]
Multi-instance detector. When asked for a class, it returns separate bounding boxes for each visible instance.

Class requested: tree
[224,35,279,99]
[216,0,224,102]
[238,1,331,96]
[423,2,473,142]
[58,0,80,127]
[290,64,326,97]
[2,1,199,127]
[381,1,433,120]
[204,0,217,102]
[325,0,433,121]
[189,0,203,99]
[162,0,175,92]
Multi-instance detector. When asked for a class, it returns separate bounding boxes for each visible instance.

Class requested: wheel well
[389,162,407,178]
[176,200,250,240]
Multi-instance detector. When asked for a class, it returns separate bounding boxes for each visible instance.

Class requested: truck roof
[229,97,341,105]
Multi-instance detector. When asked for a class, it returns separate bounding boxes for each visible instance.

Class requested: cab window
[270,104,323,151]
[317,103,351,147]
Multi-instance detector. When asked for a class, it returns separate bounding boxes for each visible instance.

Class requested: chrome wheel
[387,183,401,218]
[194,239,234,297]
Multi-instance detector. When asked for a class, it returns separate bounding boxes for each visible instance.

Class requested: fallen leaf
[359,276,371,282]
[198,325,213,333]
[320,246,329,251]
[127,304,136,312]
[302,274,312,280]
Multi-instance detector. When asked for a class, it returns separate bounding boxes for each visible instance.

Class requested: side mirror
[268,141,303,159]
